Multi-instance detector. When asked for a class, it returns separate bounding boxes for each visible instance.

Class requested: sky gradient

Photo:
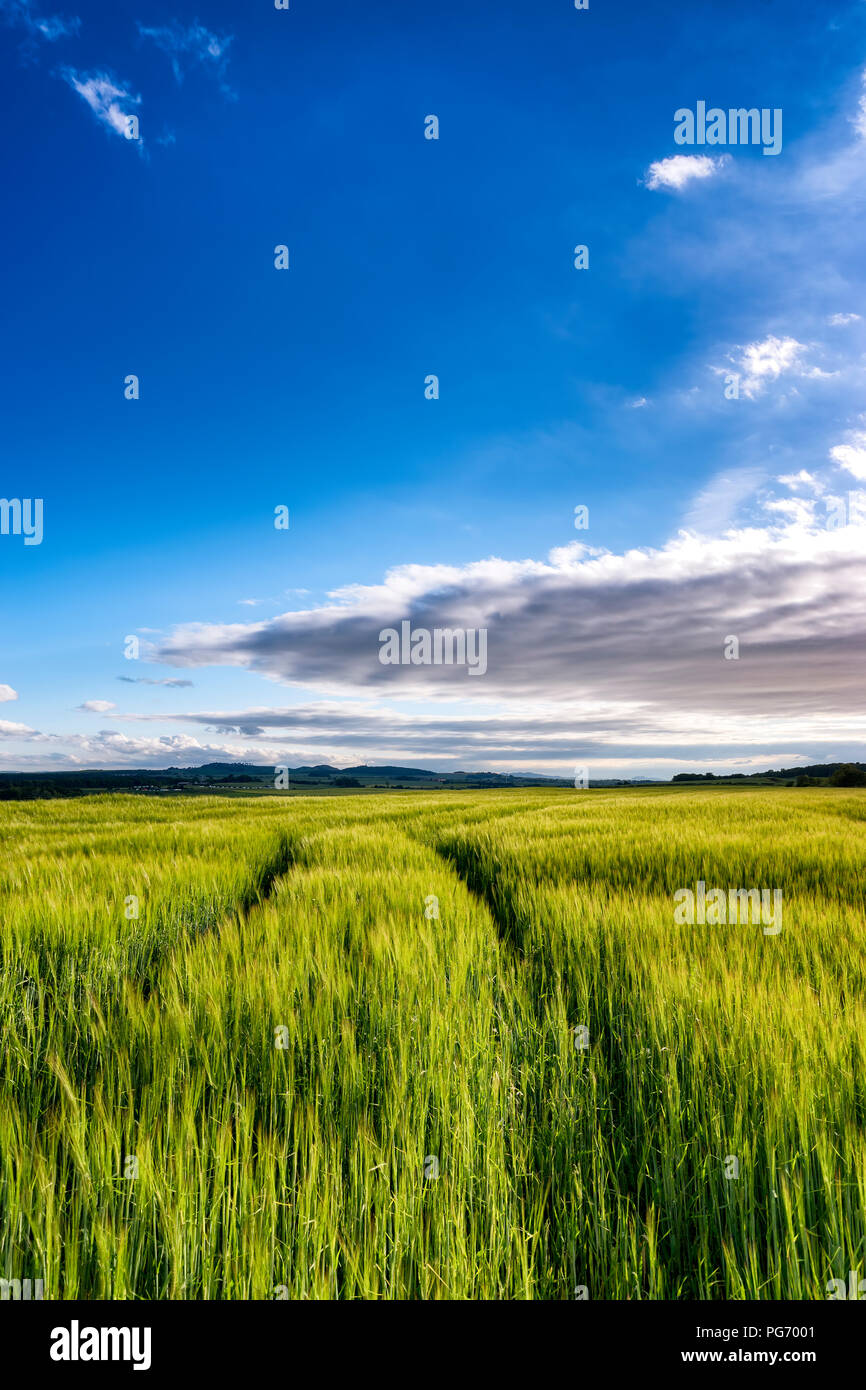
[1,0,865,777]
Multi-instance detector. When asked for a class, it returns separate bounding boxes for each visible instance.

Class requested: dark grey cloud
[7,525,863,774]
[153,527,866,723]
[115,701,866,770]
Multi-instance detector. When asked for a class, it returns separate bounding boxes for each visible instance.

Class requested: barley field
[1,788,863,1300]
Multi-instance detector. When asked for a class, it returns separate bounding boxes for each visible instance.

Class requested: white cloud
[827,312,861,326]
[830,431,866,480]
[0,719,36,737]
[777,470,821,491]
[761,495,819,527]
[0,685,18,702]
[738,335,805,395]
[644,155,729,192]
[715,335,833,400]
[8,730,246,767]
[77,699,116,713]
[61,69,141,140]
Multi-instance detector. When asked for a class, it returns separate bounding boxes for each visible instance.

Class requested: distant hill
[0,761,860,800]
[0,762,642,799]
[671,763,866,784]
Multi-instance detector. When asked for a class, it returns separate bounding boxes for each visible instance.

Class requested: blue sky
[1,0,865,777]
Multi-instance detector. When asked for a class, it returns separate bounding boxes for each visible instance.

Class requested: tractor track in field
[139,829,301,1001]
[429,834,530,957]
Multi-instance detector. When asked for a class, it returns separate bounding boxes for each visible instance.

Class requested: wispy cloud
[137,20,234,96]
[61,68,141,141]
[0,0,78,42]
[116,676,194,688]
[852,65,866,140]
[643,154,730,192]
[77,699,116,713]
[682,467,767,532]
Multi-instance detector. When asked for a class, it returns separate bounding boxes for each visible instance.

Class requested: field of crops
[1,787,864,1299]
